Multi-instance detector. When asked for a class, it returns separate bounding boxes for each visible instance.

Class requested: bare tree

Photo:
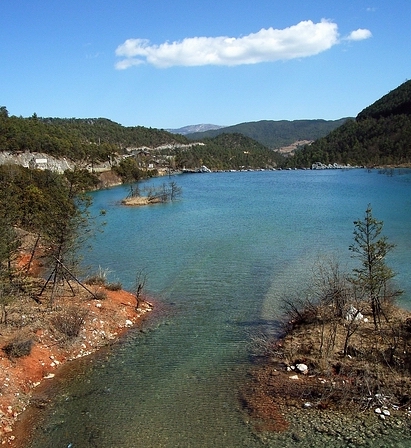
[38,171,97,306]
[135,270,148,310]
[169,181,182,201]
[310,256,351,318]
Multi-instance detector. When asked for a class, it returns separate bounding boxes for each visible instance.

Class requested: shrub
[93,290,108,300]
[51,307,88,339]
[3,337,34,358]
[105,282,122,291]
[84,266,111,286]
[84,275,106,286]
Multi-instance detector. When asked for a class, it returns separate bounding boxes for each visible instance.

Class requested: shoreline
[241,302,411,445]
[0,286,155,446]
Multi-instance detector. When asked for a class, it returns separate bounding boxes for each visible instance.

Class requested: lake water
[25,169,411,447]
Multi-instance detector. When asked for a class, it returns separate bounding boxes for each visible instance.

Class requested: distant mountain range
[171,118,350,149]
[167,124,225,135]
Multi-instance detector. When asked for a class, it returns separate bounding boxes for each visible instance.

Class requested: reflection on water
[26,170,411,447]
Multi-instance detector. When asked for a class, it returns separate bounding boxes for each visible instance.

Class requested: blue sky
[1,1,410,128]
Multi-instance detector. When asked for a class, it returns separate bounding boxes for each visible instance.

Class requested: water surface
[26,169,411,447]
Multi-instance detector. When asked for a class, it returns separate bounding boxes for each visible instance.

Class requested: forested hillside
[0,107,188,163]
[169,133,284,170]
[288,80,411,168]
[357,80,411,120]
[185,118,348,149]
[40,117,188,150]
[0,107,283,172]
[6,79,411,173]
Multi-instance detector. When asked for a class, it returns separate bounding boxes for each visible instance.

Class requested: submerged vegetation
[122,181,183,206]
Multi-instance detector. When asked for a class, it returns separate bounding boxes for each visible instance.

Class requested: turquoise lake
[25,169,411,447]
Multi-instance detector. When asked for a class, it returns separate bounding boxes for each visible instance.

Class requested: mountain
[185,118,349,149]
[288,80,411,168]
[357,81,411,120]
[0,111,189,162]
[0,109,284,171]
[171,132,284,170]
[168,124,225,135]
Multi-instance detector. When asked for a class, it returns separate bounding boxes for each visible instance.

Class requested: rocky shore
[242,361,411,447]
[241,303,411,447]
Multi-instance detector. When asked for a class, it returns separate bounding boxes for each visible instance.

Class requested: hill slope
[170,133,284,170]
[357,80,411,120]
[0,108,285,171]
[288,80,411,168]
[186,118,349,149]
[0,109,188,162]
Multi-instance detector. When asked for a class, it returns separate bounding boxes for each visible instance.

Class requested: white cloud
[346,28,372,41]
[115,19,342,69]
[115,20,372,69]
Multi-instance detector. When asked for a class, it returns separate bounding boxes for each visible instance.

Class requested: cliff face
[0,151,125,190]
[0,151,75,173]
[96,170,123,189]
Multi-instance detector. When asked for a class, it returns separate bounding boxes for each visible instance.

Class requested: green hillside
[0,108,188,162]
[186,118,349,149]
[0,108,284,171]
[167,133,284,170]
[288,80,411,168]
[39,117,188,150]
[357,80,411,120]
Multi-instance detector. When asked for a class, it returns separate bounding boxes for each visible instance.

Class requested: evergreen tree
[349,205,399,328]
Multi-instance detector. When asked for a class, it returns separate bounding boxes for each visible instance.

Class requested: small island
[122,195,162,206]
[121,181,182,206]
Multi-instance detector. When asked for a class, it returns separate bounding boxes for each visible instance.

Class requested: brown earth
[241,303,411,435]
[0,241,154,446]
[276,140,313,155]
[96,170,122,189]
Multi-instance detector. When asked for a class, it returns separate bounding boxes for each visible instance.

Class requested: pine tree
[349,205,398,328]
